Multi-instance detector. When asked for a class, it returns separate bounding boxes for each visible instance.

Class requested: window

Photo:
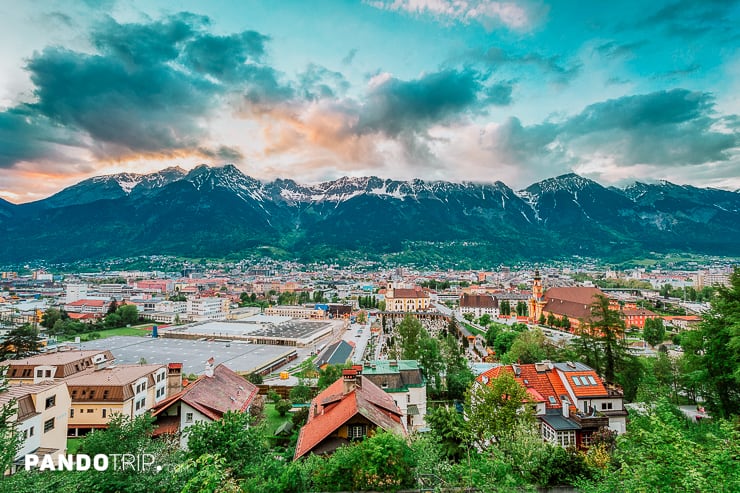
[102,409,107,418]
[348,424,366,440]
[70,408,74,418]
[87,409,93,413]
[11,369,16,377]
[45,370,52,378]
[548,396,557,405]
[103,390,109,400]
[600,402,613,410]
[89,390,95,399]
[185,412,193,423]
[587,376,597,385]
[573,376,582,386]
[43,418,55,433]
[45,395,56,409]
[28,427,34,437]
[36,369,43,378]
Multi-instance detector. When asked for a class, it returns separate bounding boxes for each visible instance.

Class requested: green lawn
[59,326,152,342]
[262,403,292,436]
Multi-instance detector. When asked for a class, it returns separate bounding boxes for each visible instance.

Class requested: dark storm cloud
[26,46,216,156]
[0,12,294,166]
[184,31,270,82]
[357,68,492,136]
[91,13,206,67]
[493,89,739,169]
[0,108,79,168]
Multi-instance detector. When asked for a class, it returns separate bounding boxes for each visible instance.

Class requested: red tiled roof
[390,288,429,299]
[460,293,498,309]
[66,299,106,307]
[543,287,605,322]
[561,371,609,398]
[294,376,405,460]
[622,309,657,317]
[152,364,258,421]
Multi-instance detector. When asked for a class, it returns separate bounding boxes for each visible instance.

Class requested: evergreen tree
[588,294,627,383]
[682,268,740,418]
[0,324,41,359]
[0,365,21,474]
[643,317,666,347]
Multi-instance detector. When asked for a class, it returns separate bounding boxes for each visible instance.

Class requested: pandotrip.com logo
[25,453,162,472]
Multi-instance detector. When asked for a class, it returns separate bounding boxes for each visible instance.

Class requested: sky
[0,0,739,203]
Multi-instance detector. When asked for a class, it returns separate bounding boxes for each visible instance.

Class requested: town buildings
[459,293,499,319]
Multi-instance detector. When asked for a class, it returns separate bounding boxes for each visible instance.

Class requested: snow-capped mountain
[2,165,739,263]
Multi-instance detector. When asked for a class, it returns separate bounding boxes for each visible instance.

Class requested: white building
[186,297,229,321]
[360,360,428,431]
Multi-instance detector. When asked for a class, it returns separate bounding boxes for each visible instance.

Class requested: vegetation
[0,324,41,359]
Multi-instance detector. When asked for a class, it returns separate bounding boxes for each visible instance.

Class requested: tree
[504,329,547,364]
[418,335,444,394]
[186,411,267,475]
[538,312,546,325]
[246,372,263,385]
[560,316,571,330]
[493,331,517,358]
[682,268,740,418]
[397,315,423,360]
[500,301,511,316]
[107,298,119,315]
[356,311,367,324]
[425,405,468,460]
[588,294,627,383]
[289,384,313,404]
[0,324,41,359]
[40,308,62,329]
[643,317,666,347]
[546,312,557,327]
[317,364,349,391]
[275,399,292,417]
[118,304,139,326]
[516,301,528,317]
[462,312,474,322]
[0,365,21,475]
[478,314,491,326]
[467,371,533,447]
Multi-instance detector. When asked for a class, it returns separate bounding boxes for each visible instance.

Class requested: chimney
[205,357,215,378]
[342,369,357,394]
[352,364,363,374]
[562,398,570,418]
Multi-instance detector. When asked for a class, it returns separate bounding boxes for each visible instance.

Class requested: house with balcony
[475,361,627,449]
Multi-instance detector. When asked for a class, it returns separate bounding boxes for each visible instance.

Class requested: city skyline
[1,0,739,204]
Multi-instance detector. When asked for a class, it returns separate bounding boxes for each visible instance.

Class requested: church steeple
[528,269,546,322]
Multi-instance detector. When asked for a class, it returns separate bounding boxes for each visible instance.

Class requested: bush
[275,399,292,417]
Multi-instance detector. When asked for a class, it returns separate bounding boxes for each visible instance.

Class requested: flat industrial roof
[167,319,341,345]
[76,336,296,375]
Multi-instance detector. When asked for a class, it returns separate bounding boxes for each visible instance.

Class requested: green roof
[361,360,421,374]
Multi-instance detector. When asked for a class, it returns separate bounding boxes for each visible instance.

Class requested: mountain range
[2,164,739,266]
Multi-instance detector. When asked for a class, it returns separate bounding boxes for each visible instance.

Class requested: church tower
[528,270,546,322]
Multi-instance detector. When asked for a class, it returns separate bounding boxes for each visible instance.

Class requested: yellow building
[65,364,168,436]
[384,282,430,312]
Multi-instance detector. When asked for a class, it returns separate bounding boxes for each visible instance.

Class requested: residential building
[459,293,499,319]
[360,360,427,431]
[186,297,229,321]
[475,361,627,449]
[294,367,406,460]
[65,364,168,436]
[1,349,115,385]
[64,299,110,316]
[621,308,659,329]
[0,381,71,473]
[152,360,258,448]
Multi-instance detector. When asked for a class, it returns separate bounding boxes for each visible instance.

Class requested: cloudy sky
[1,0,739,203]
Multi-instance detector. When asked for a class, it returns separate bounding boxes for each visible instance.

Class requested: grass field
[60,326,152,342]
[262,403,292,436]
